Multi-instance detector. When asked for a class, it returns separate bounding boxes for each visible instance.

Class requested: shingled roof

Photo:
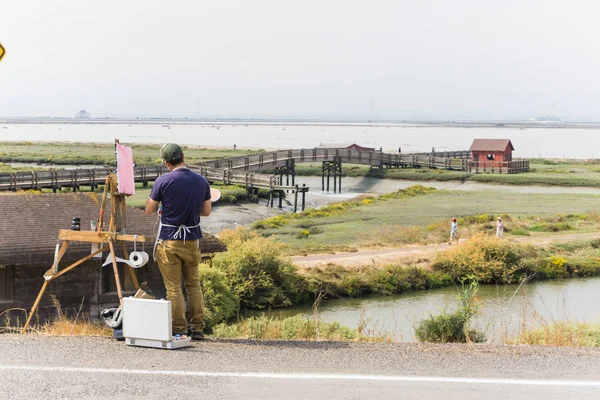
[0,193,226,266]
[470,139,515,152]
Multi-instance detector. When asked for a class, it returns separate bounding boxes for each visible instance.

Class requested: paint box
[122,297,191,350]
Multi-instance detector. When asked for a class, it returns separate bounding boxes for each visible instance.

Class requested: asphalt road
[2,335,600,399]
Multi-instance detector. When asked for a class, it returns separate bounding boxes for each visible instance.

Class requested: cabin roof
[319,143,376,150]
[469,139,515,152]
[0,193,226,266]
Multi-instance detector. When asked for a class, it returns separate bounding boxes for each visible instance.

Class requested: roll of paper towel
[129,251,149,268]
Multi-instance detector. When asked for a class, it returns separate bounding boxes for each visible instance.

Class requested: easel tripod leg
[108,240,124,306]
[22,281,49,333]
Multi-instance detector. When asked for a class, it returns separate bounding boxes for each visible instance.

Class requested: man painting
[145,143,211,340]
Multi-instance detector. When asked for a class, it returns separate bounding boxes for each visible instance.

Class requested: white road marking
[0,365,599,387]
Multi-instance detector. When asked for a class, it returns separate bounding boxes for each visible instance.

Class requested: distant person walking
[398,146,401,154]
[449,217,459,245]
[233,143,237,151]
[496,217,504,238]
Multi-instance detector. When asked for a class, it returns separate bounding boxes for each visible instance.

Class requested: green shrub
[536,256,570,279]
[432,233,535,283]
[252,214,291,229]
[297,229,311,239]
[415,279,485,343]
[568,258,600,276]
[529,222,574,232]
[213,228,308,310]
[198,263,239,329]
[367,266,446,295]
[340,275,367,297]
[510,228,531,236]
[308,226,324,235]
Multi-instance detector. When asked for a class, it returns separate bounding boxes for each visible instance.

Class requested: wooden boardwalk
[0,148,529,193]
[0,165,287,192]
[189,148,473,171]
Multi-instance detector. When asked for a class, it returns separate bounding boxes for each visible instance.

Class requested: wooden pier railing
[468,160,530,174]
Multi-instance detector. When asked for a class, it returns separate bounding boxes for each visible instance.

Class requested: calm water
[258,278,600,342]
[1,122,600,158]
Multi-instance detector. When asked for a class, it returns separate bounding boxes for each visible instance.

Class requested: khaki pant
[156,239,205,335]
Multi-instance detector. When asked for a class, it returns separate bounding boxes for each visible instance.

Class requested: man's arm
[200,199,211,217]
[145,198,160,215]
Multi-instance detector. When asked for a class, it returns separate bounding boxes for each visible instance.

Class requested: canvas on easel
[116,142,135,196]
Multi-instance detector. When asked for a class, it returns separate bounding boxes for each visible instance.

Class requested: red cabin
[469,139,514,163]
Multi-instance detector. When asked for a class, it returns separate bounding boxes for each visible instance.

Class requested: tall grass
[211,314,362,341]
[508,320,600,347]
[3,296,112,336]
[415,278,486,343]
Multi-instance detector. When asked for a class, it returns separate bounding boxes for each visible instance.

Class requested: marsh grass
[0,141,256,167]
[254,185,600,255]
[508,318,600,347]
[2,296,112,336]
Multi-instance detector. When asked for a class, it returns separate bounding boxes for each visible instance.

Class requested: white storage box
[122,297,191,350]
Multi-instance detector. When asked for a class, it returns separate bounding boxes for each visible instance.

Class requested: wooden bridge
[0,148,529,207]
[190,148,473,171]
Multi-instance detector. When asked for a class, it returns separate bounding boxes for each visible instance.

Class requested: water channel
[257,277,600,342]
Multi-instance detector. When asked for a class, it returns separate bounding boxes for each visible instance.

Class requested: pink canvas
[116,143,135,195]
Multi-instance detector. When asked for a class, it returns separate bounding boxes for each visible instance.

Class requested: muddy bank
[201,201,286,235]
[202,188,360,235]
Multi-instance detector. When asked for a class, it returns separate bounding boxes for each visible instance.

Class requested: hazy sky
[1,1,600,120]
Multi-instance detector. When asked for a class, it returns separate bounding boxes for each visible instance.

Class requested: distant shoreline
[2,118,600,130]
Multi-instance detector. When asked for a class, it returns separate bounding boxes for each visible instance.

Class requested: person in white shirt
[496,217,504,238]
[449,217,459,245]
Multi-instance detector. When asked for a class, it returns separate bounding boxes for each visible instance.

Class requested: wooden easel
[22,143,145,332]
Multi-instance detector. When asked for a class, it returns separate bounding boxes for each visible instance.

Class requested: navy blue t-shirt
[149,168,211,240]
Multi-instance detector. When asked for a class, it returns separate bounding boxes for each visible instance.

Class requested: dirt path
[290,231,600,268]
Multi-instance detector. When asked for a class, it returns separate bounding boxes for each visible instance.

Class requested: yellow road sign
[0,43,5,62]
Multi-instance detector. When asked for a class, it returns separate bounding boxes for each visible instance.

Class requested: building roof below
[0,193,226,266]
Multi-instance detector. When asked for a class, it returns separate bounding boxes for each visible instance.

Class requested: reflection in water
[256,278,600,342]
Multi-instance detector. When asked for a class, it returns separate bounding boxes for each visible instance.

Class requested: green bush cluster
[211,228,308,311]
[303,265,453,298]
[217,186,250,203]
[528,222,574,232]
[198,264,239,328]
[378,185,437,200]
[415,279,485,343]
[433,234,532,283]
[433,234,600,284]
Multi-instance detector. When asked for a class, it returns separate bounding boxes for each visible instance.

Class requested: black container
[71,217,81,231]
